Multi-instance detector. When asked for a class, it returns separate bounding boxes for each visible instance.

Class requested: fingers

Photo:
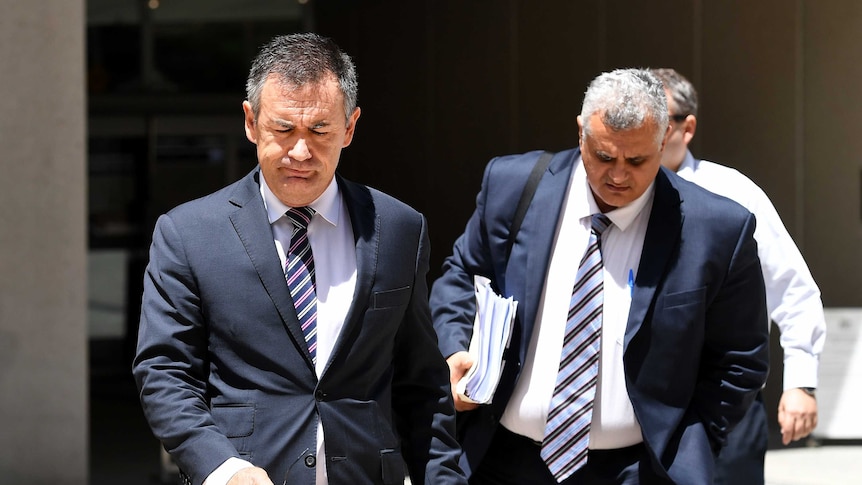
[780,415,816,445]
[228,467,275,485]
[446,351,475,388]
[446,351,475,378]
[446,351,479,411]
[778,388,818,445]
[453,393,480,412]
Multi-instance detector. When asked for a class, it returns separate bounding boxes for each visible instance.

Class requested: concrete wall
[0,1,88,483]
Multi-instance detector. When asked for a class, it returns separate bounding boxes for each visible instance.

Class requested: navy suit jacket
[430,148,769,484]
[133,169,465,485]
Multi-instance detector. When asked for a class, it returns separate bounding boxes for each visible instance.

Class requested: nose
[288,137,311,162]
[608,160,627,182]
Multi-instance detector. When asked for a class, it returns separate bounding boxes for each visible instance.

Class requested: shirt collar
[675,149,699,179]
[260,172,341,227]
[575,156,655,232]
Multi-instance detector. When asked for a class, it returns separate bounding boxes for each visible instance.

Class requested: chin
[599,195,630,211]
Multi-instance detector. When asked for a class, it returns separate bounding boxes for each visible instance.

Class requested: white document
[456,275,518,404]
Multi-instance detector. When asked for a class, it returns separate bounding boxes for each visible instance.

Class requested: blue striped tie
[541,213,612,482]
[285,207,318,365]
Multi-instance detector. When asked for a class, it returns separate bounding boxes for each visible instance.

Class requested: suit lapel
[517,150,578,364]
[624,167,683,345]
[228,170,315,368]
[321,176,377,374]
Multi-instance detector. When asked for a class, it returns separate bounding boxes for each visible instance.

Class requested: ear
[242,101,257,144]
[577,115,584,146]
[682,114,697,145]
[660,122,672,151]
[342,107,361,147]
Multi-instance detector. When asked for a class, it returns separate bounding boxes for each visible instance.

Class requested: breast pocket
[372,286,411,309]
[662,287,707,310]
[657,287,708,339]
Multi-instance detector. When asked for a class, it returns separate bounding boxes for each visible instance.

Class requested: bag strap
[505,151,554,261]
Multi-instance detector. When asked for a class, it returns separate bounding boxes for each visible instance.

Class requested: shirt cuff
[203,457,254,485]
[782,353,819,391]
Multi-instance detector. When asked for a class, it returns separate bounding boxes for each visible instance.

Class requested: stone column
[0,1,87,483]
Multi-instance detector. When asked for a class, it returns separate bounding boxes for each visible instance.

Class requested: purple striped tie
[285,207,318,365]
[541,213,611,482]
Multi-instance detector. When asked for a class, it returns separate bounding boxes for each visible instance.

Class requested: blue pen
[628,269,634,297]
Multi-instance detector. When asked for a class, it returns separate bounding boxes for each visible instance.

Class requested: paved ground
[765,443,862,485]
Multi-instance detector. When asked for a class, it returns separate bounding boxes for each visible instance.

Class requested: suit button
[314,390,325,401]
[304,454,316,467]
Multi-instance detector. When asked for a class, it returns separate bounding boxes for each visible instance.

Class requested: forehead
[261,74,344,110]
[586,114,661,153]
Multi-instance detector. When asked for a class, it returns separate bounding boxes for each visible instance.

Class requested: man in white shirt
[652,67,826,485]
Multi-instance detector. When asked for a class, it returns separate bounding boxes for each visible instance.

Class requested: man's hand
[778,387,818,445]
[227,467,275,485]
[446,351,479,412]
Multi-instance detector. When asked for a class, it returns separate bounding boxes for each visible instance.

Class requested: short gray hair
[650,67,698,117]
[246,33,358,125]
[581,68,668,146]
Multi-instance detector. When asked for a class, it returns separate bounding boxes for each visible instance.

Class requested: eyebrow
[271,119,332,130]
[596,150,648,163]
[272,119,295,129]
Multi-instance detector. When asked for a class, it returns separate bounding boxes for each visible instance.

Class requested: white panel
[814,308,862,439]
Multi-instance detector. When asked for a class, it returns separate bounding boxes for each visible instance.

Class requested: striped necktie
[541,213,612,482]
[285,206,318,365]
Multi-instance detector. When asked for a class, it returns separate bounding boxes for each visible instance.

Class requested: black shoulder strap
[505,151,554,261]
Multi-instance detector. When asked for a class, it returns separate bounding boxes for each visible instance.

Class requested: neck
[663,156,684,173]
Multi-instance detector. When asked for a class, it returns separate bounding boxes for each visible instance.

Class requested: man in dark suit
[430,68,770,484]
[133,33,466,485]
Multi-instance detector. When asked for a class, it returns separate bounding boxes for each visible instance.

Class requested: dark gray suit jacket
[430,148,769,484]
[133,169,465,485]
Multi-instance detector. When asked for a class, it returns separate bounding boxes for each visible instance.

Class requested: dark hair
[650,68,698,117]
[246,33,358,124]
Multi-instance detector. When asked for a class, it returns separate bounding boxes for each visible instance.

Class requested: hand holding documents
[455,275,518,404]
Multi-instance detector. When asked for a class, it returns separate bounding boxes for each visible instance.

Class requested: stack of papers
[456,275,518,404]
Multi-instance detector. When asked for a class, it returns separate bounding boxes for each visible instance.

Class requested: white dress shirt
[499,158,654,449]
[676,150,825,389]
[205,174,356,485]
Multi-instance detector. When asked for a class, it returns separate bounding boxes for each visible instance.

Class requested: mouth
[605,183,628,193]
[280,166,314,178]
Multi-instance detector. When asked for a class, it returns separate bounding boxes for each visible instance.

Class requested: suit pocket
[380,448,405,485]
[662,287,707,309]
[373,286,411,309]
[211,404,255,438]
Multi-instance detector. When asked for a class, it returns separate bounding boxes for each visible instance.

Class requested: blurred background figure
[652,67,827,485]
